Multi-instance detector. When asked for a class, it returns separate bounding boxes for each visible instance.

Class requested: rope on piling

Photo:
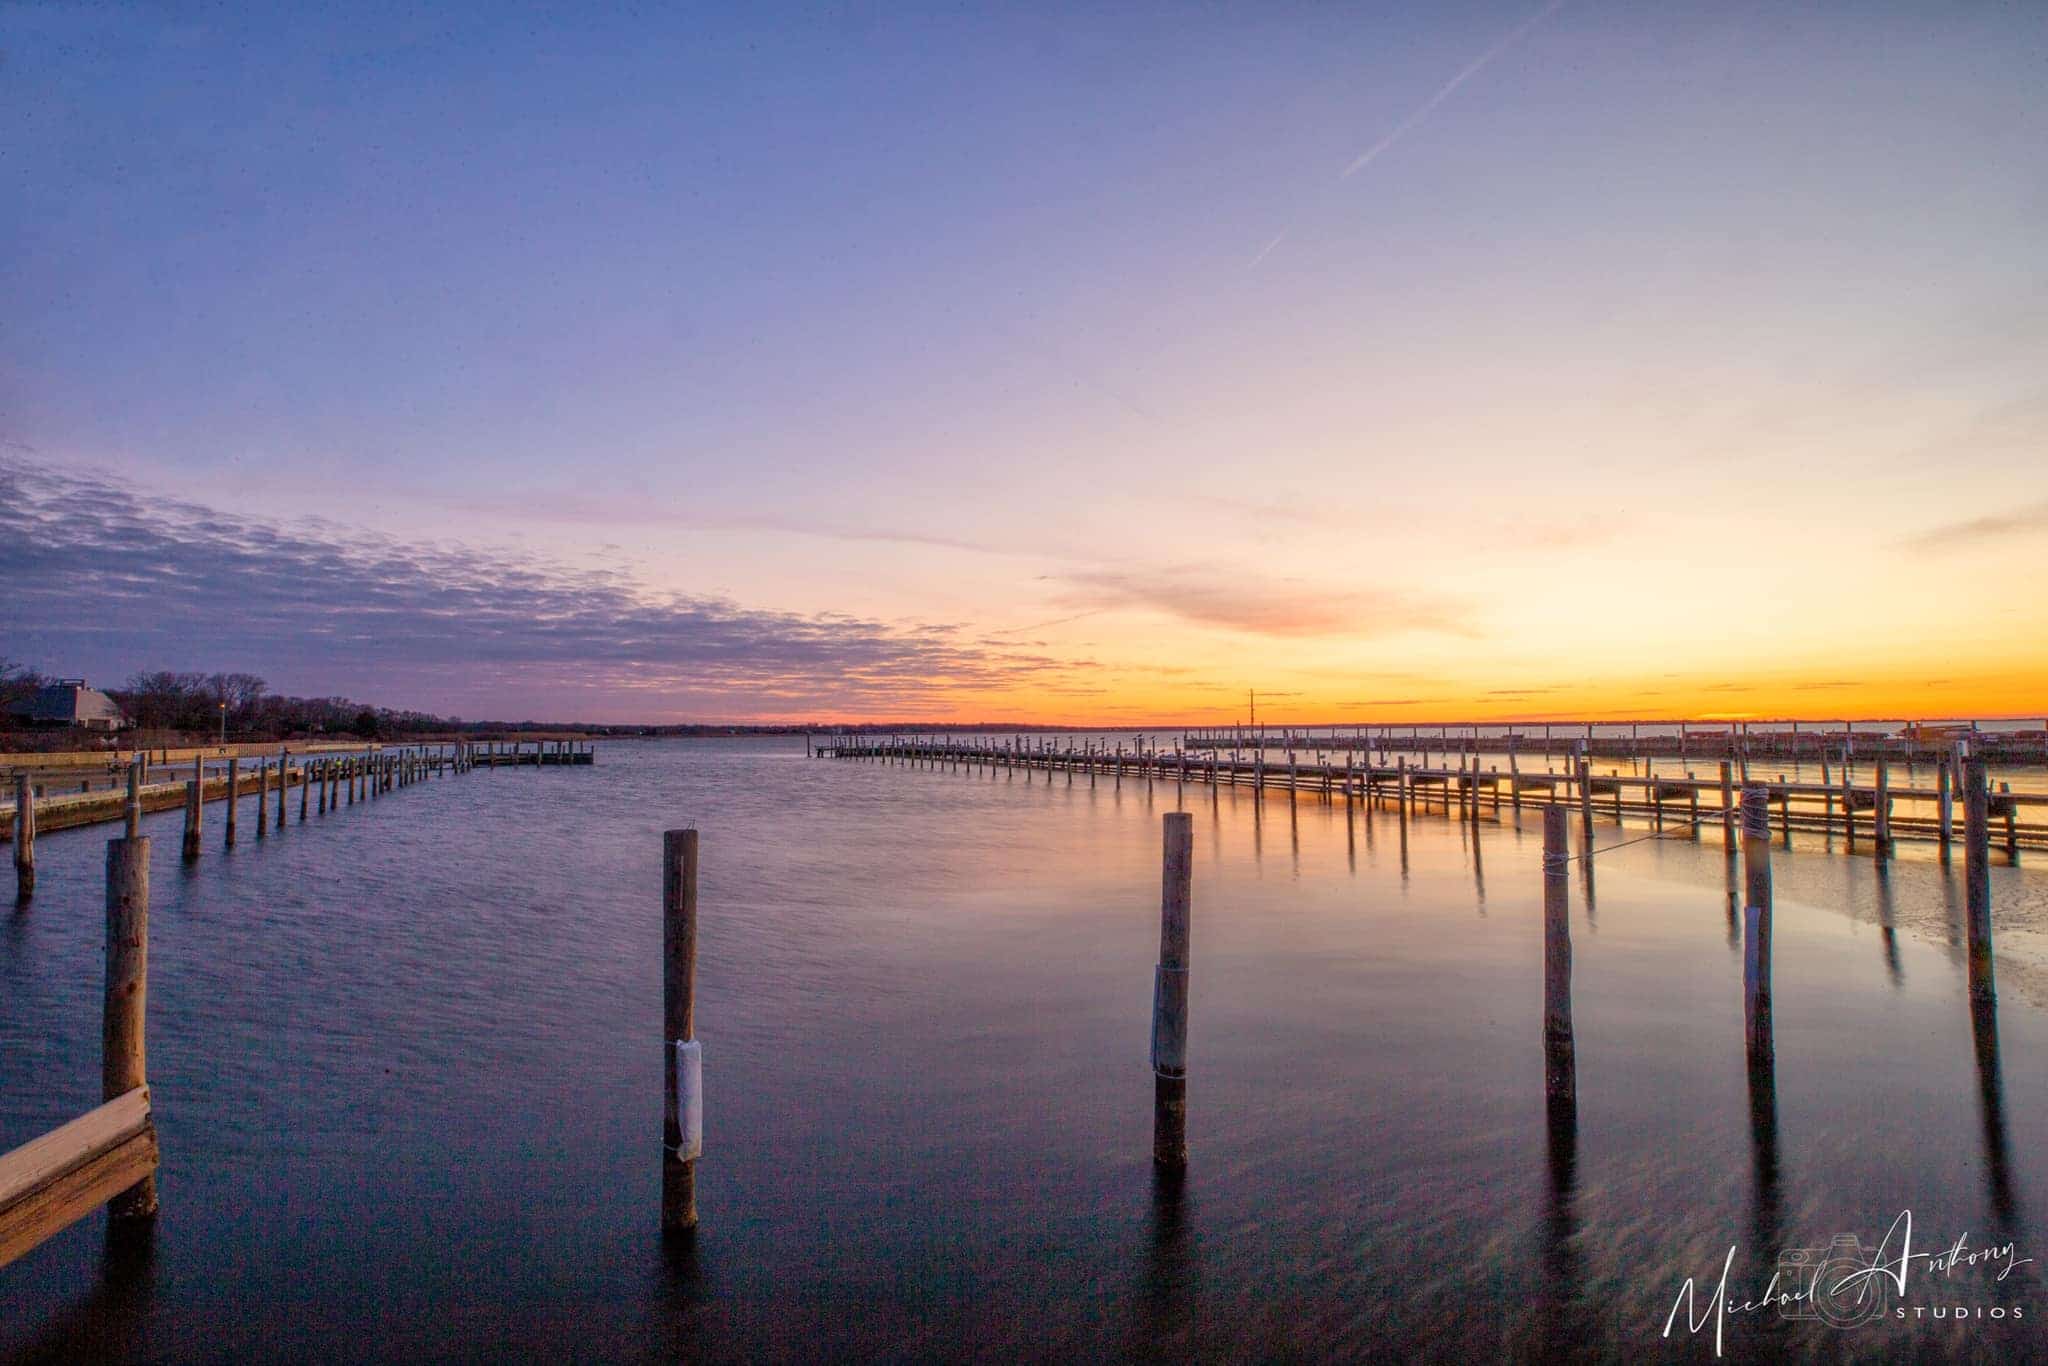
[1565,815,1709,863]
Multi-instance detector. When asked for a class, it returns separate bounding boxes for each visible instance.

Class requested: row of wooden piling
[817,736,2037,861]
[168,744,473,865]
[4,736,594,1266]
[650,807,1195,1242]
[820,736,2014,1181]
[1543,774,1998,1094]
[10,742,501,899]
[1182,718,2048,766]
[660,751,2007,1233]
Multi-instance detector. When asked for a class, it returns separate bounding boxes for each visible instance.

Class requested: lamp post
[218,701,227,747]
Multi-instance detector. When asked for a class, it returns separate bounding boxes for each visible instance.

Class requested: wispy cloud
[403,489,1044,560]
[1898,499,2048,554]
[0,457,1079,719]
[1047,564,1474,638]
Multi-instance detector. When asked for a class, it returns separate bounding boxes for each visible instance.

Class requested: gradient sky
[5,1,2046,724]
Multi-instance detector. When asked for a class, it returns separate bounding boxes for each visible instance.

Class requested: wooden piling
[181,779,201,861]
[2001,782,2018,863]
[662,828,701,1234]
[1874,760,1891,860]
[126,759,143,839]
[225,756,239,847]
[103,833,157,1219]
[13,774,34,900]
[278,750,290,827]
[1741,785,1773,1065]
[1719,761,1734,853]
[1963,757,1994,1003]
[1542,807,1575,1102]
[1152,811,1193,1168]
[1575,755,1593,846]
[1938,753,1954,862]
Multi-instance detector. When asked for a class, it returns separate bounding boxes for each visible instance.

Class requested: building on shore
[7,678,126,731]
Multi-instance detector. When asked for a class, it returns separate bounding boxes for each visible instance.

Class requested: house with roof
[7,678,126,731]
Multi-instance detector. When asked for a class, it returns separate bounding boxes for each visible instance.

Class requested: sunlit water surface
[3,738,2044,1362]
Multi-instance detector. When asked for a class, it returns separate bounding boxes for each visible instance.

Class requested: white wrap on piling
[671,1039,703,1160]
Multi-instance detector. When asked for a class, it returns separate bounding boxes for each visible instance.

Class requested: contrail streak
[1247,230,1289,268]
[1341,0,1566,179]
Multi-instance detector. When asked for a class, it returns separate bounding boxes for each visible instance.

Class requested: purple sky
[6,2,2046,722]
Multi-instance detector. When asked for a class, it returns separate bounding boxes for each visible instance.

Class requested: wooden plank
[0,1087,151,1212]
[0,1125,158,1270]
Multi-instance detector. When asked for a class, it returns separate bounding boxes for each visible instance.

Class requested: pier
[1180,719,2048,767]
[0,733,596,1266]
[814,733,2043,858]
[3,739,593,847]
[6,739,595,904]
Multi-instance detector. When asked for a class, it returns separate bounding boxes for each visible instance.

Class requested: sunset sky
[5,1,2046,724]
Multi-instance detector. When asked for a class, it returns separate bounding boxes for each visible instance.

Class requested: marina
[5,736,2041,1358]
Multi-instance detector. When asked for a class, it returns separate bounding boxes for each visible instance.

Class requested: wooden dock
[816,735,2043,858]
[1179,719,2048,767]
[3,739,594,844]
[3,733,603,1263]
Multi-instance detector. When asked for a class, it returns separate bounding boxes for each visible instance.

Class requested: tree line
[1,661,456,740]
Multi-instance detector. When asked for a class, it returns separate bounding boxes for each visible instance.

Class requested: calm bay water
[4,738,2044,1361]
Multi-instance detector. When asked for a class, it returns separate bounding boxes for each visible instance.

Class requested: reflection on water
[1877,863,1903,985]
[1973,998,2017,1227]
[1534,1090,1581,1357]
[1,738,2043,1361]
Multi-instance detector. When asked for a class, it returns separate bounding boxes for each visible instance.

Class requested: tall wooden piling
[1938,757,1953,862]
[225,756,239,847]
[1542,807,1575,1102]
[13,774,34,900]
[299,760,310,822]
[278,750,290,827]
[126,758,143,838]
[1575,756,1593,847]
[662,828,701,1234]
[104,833,157,1219]
[1873,760,1891,860]
[255,760,269,837]
[1719,761,1734,853]
[181,779,202,861]
[1963,757,1994,1003]
[1152,811,1193,1168]
[1741,786,1773,1066]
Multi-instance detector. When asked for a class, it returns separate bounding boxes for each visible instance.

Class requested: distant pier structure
[814,722,2045,859]
[1178,718,2048,767]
